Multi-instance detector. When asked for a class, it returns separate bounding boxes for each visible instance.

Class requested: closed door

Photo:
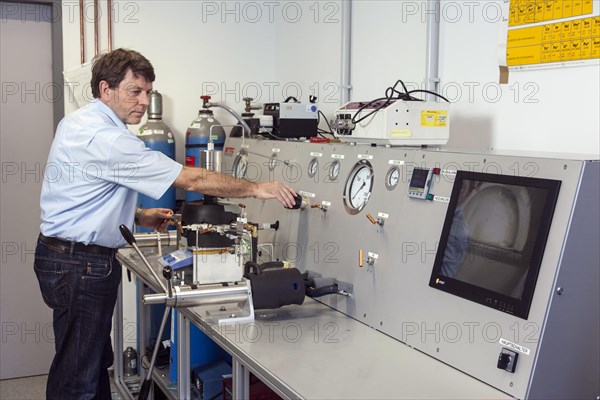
[1,2,56,379]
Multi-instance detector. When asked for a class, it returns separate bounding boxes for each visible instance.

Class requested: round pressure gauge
[344,160,374,215]
[269,153,278,171]
[308,158,319,178]
[385,166,400,190]
[329,160,341,181]
[232,150,248,179]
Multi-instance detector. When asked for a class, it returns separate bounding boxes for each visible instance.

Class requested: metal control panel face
[222,137,598,400]
[408,167,433,199]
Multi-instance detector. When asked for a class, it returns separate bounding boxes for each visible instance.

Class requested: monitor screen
[429,171,561,319]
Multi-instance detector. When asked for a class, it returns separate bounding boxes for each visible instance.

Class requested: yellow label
[593,16,600,37]
[571,19,582,38]
[572,0,583,16]
[581,38,593,58]
[563,0,573,18]
[507,45,542,65]
[420,110,448,127]
[582,18,593,36]
[390,129,412,137]
[508,26,543,47]
[592,37,600,58]
[561,21,572,40]
[507,15,600,66]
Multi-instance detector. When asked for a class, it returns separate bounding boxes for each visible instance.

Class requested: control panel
[221,137,599,400]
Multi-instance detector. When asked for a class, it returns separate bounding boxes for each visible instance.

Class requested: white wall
[438,0,600,153]
[62,1,600,156]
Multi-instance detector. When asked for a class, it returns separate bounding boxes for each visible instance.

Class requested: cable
[317,110,336,137]
[407,89,450,103]
[350,79,449,125]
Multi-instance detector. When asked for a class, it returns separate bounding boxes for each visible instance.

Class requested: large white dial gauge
[344,160,374,215]
[232,150,248,179]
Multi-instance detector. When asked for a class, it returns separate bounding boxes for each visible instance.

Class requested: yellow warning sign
[420,111,448,127]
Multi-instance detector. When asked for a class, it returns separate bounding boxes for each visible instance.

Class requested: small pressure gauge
[308,158,319,178]
[329,160,341,181]
[385,166,400,190]
[343,160,374,215]
[232,150,248,179]
[269,153,278,171]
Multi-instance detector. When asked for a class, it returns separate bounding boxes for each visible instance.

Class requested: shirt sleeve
[105,132,182,200]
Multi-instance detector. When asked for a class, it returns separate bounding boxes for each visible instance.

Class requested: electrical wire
[351,79,450,125]
[317,110,336,138]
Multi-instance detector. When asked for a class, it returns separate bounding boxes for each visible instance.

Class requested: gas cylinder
[136,90,177,232]
[123,346,138,377]
[185,95,225,202]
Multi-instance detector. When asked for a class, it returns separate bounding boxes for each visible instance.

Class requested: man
[34,48,296,399]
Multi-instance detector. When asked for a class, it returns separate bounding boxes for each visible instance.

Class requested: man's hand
[138,208,174,231]
[253,181,297,208]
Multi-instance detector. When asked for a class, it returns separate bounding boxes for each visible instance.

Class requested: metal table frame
[113,247,511,400]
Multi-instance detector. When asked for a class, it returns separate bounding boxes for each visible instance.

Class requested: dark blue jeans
[34,236,122,400]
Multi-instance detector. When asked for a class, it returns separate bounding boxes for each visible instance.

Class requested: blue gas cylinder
[136,90,177,232]
[185,107,225,202]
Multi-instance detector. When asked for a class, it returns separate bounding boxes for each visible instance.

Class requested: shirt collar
[92,98,127,130]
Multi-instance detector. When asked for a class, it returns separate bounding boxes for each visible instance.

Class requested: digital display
[430,171,561,319]
[409,168,430,190]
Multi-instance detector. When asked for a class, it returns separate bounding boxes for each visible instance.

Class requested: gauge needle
[353,182,366,199]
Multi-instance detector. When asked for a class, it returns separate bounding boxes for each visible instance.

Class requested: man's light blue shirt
[40,99,182,248]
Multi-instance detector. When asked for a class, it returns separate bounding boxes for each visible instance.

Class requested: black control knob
[162,266,173,280]
[497,353,511,369]
[497,348,518,373]
[285,194,303,210]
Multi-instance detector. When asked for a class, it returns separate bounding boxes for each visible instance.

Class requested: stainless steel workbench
[114,247,511,400]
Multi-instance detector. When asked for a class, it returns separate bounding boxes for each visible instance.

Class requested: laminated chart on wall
[506,0,600,67]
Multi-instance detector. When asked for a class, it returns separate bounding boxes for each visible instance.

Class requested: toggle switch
[497,348,518,373]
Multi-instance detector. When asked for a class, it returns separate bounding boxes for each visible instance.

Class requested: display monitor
[429,171,561,319]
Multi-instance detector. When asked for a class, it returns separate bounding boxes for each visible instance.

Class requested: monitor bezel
[429,170,561,319]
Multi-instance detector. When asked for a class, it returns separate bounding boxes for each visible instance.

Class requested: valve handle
[366,214,377,225]
[163,266,173,280]
[119,224,136,245]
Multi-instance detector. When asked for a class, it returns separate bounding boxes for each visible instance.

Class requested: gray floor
[0,375,47,400]
[0,374,125,400]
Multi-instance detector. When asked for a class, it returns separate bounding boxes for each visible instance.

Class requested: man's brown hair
[91,48,155,98]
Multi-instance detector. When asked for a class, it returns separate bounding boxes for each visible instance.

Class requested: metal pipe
[94,0,99,56]
[79,0,85,64]
[128,230,178,248]
[107,0,112,51]
[206,102,251,141]
[143,284,250,307]
[341,0,353,104]
[425,0,441,101]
